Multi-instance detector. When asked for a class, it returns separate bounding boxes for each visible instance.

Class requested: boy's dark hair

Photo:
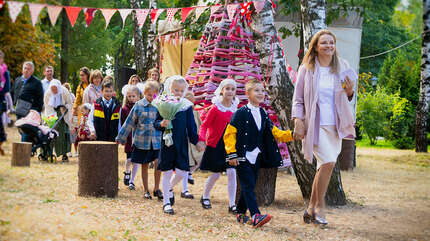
[101,79,114,90]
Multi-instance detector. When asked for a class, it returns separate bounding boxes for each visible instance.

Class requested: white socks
[162,170,173,205]
[171,168,187,188]
[130,163,139,184]
[125,158,132,173]
[226,168,237,207]
[182,171,189,192]
[203,173,220,199]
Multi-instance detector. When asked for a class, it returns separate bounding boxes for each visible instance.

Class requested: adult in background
[44,80,73,161]
[41,66,59,93]
[292,30,356,226]
[121,74,143,97]
[83,69,103,105]
[0,50,11,155]
[147,68,163,94]
[72,67,90,117]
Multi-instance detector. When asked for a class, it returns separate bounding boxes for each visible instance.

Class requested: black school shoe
[123,172,131,186]
[200,197,212,209]
[163,204,174,215]
[228,205,238,214]
[169,189,175,206]
[181,191,194,199]
[236,214,250,224]
[252,214,272,228]
[144,191,152,199]
[153,189,163,200]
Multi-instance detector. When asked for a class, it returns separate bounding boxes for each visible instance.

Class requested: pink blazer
[292,58,356,162]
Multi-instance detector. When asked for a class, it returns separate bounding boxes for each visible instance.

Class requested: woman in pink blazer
[292,30,356,225]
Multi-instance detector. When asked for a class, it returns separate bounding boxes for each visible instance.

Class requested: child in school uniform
[199,79,239,213]
[154,75,205,214]
[224,80,294,228]
[88,80,121,142]
[116,81,163,200]
[119,86,140,187]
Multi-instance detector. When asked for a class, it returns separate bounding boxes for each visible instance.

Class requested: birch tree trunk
[415,0,430,153]
[251,1,346,205]
[130,0,146,77]
[300,0,326,51]
[142,0,159,78]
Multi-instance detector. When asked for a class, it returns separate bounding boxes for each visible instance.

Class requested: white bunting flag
[253,1,265,13]
[227,4,239,20]
[135,9,149,29]
[210,5,221,16]
[194,6,208,21]
[7,1,25,23]
[166,8,178,22]
[46,5,62,26]
[118,9,132,27]
[28,3,45,26]
[100,8,117,29]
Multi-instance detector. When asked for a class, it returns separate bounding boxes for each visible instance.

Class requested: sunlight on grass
[356,138,395,149]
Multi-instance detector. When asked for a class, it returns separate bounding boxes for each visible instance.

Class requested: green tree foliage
[388,97,416,149]
[0,5,56,80]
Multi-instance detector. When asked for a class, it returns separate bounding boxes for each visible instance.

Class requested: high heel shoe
[313,213,328,226]
[303,209,314,224]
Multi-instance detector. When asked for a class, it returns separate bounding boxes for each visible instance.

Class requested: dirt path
[0,127,429,240]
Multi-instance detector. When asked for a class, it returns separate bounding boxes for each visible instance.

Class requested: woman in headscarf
[44,80,74,161]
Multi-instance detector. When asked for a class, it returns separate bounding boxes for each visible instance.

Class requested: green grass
[356,138,396,149]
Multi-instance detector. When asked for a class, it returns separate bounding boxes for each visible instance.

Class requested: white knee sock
[203,173,221,199]
[182,171,189,192]
[125,158,132,173]
[171,168,187,189]
[226,168,237,207]
[162,170,173,205]
[130,163,140,184]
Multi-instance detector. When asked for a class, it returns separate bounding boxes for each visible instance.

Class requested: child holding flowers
[116,82,163,200]
[153,75,205,215]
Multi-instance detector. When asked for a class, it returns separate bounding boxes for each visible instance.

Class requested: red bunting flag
[65,6,81,27]
[150,9,164,24]
[181,7,194,23]
[84,8,97,27]
[0,0,4,9]
[28,3,45,26]
[166,8,178,22]
[47,5,62,26]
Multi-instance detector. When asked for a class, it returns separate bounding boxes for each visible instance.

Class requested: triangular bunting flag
[181,7,194,23]
[195,6,208,21]
[253,1,265,13]
[227,4,239,20]
[65,6,81,27]
[210,5,221,16]
[118,9,132,27]
[135,9,150,29]
[28,3,45,26]
[7,1,25,23]
[150,9,164,24]
[84,8,97,27]
[47,5,62,26]
[100,8,117,29]
[0,0,4,9]
[166,8,178,23]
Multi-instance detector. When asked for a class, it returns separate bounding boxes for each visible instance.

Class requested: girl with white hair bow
[198,78,239,213]
[43,79,74,161]
[153,75,205,215]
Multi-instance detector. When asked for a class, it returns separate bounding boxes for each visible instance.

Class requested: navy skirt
[200,137,232,173]
[131,147,159,164]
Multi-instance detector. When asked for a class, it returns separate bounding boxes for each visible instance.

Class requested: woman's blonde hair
[302,29,340,73]
[89,70,103,84]
[147,68,160,82]
[128,74,142,84]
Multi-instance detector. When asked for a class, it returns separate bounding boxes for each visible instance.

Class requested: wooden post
[78,141,118,198]
[11,142,32,167]
[338,139,355,171]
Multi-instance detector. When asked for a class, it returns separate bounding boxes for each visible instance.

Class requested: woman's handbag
[15,99,32,117]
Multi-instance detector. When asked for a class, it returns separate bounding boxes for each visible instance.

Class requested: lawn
[0,127,429,240]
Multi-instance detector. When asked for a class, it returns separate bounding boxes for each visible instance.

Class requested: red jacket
[198,105,234,148]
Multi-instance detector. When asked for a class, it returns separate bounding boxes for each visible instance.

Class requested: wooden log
[11,142,32,167]
[78,141,118,198]
[338,139,356,171]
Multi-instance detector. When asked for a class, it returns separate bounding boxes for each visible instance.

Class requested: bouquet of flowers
[42,114,58,128]
[152,95,186,147]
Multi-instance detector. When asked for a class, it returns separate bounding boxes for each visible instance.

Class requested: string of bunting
[1,0,268,29]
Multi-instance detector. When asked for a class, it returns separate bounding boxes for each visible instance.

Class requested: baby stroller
[15,107,68,163]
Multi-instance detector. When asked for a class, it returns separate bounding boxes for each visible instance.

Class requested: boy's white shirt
[245,103,262,164]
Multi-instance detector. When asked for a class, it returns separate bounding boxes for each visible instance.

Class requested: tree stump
[78,141,118,198]
[338,139,356,171]
[11,142,32,167]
